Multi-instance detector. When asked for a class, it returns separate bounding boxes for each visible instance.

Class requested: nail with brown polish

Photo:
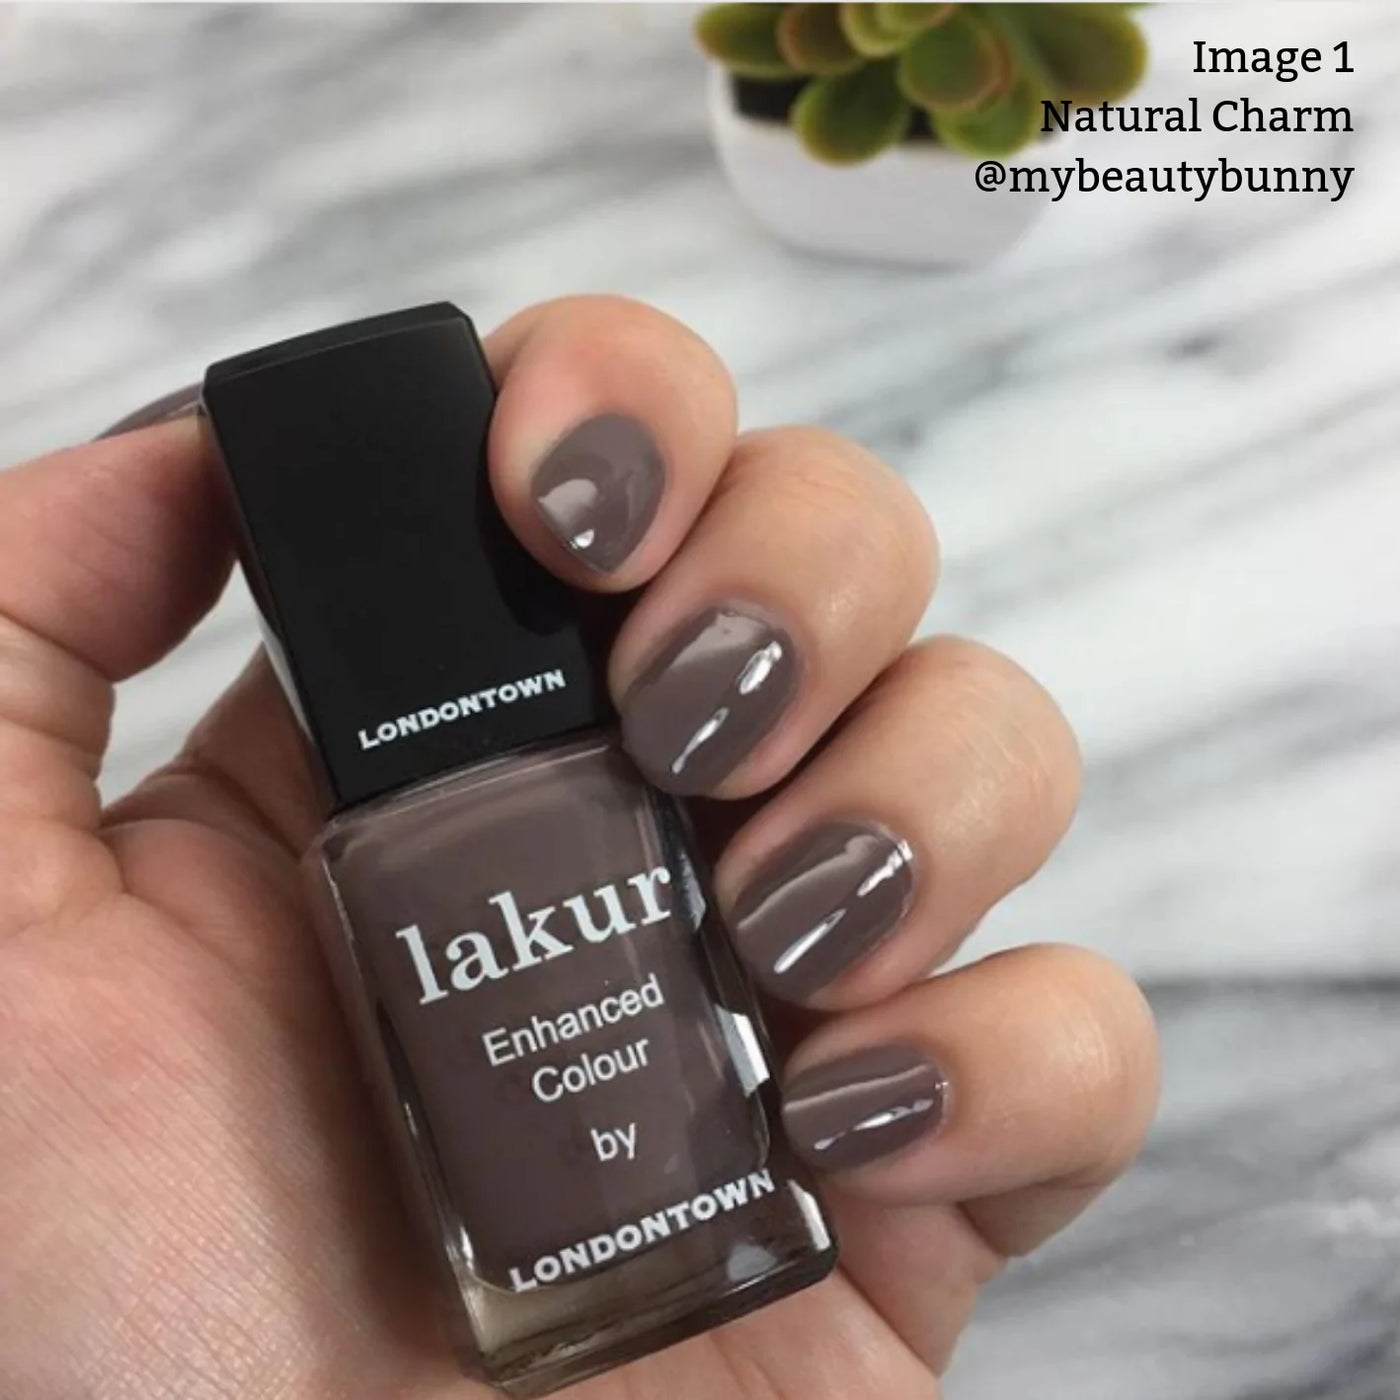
[531,414,665,573]
[783,1043,947,1172]
[730,821,915,1001]
[620,605,799,796]
[97,382,202,439]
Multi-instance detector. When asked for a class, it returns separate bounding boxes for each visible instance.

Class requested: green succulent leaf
[997,2,1148,103]
[933,75,1041,158]
[694,3,797,79]
[777,3,865,75]
[792,60,912,164]
[873,3,957,36]
[897,10,1009,114]
[837,3,909,58]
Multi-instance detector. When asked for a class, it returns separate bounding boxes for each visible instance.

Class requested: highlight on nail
[782,1042,948,1171]
[671,705,731,776]
[809,1094,941,1155]
[737,639,785,695]
[670,631,789,776]
[620,606,799,795]
[729,821,917,1000]
[773,909,846,977]
[530,413,666,574]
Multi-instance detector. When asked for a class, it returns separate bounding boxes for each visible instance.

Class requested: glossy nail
[620,605,798,795]
[783,1043,946,1172]
[531,414,665,573]
[97,383,202,439]
[730,821,915,1000]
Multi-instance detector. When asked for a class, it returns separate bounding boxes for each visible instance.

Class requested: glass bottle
[202,304,836,1396]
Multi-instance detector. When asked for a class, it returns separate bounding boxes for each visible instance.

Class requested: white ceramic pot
[706,70,1054,266]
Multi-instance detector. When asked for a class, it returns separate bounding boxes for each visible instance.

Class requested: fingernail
[620,605,799,795]
[783,1044,947,1173]
[97,383,202,440]
[729,821,915,1001]
[531,414,665,573]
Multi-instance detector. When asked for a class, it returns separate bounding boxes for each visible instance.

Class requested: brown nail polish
[783,1044,946,1173]
[621,606,799,796]
[532,414,665,573]
[201,305,835,1397]
[97,382,201,439]
[730,822,915,1001]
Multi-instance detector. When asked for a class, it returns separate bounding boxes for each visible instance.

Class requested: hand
[0,297,1158,1399]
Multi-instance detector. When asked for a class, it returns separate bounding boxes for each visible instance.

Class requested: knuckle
[0,817,117,937]
[905,638,1082,838]
[0,617,109,754]
[730,430,938,615]
[1025,944,1160,1177]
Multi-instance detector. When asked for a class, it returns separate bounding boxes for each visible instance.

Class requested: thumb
[0,419,230,928]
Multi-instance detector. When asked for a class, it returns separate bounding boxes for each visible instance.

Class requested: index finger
[484,295,737,588]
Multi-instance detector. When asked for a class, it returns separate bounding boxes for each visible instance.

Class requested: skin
[0,296,1159,1400]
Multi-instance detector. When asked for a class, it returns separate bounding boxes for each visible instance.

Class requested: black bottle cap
[202,303,615,813]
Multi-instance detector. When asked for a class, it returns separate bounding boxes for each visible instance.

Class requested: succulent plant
[696,3,1149,164]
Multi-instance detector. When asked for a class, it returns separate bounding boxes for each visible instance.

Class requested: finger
[0,419,231,928]
[483,295,736,586]
[102,652,321,859]
[611,427,938,798]
[714,637,1080,1008]
[783,943,1158,1222]
[0,419,227,710]
[780,945,1158,1369]
[99,652,333,992]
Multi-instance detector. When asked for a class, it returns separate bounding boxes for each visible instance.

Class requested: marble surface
[1,4,1398,1396]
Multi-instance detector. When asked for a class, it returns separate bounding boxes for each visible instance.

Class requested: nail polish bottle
[200,305,837,1396]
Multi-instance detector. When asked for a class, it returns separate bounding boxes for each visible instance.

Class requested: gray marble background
[1,3,1397,1396]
